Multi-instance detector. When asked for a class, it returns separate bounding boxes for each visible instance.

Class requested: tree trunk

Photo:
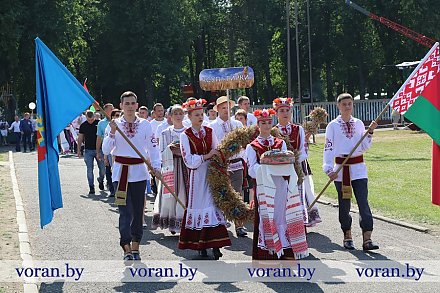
[358,62,366,100]
[262,40,273,104]
[194,34,205,98]
[325,61,333,102]
[145,75,154,108]
[252,71,258,104]
[188,47,195,97]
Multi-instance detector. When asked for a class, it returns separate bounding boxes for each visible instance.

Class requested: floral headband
[253,108,276,121]
[182,99,207,112]
[273,97,293,110]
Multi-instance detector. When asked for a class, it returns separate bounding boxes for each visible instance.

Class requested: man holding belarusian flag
[390,42,440,206]
[319,42,440,252]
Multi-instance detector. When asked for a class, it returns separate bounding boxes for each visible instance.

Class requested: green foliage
[1,0,439,112]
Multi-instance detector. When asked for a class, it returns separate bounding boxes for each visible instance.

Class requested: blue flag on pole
[35,37,95,228]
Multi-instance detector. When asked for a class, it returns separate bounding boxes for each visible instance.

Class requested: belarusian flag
[390,42,440,205]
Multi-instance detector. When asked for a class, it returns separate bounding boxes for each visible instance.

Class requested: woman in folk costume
[246,109,308,260]
[273,98,322,227]
[152,105,189,234]
[178,99,231,259]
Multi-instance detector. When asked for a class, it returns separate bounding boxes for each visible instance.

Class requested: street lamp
[334,81,340,100]
[29,102,36,117]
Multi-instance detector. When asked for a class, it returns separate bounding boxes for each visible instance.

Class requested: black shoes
[198,248,222,259]
[236,227,247,237]
[89,187,95,195]
[123,253,133,261]
[131,250,141,260]
[362,231,379,251]
[343,229,355,250]
[363,240,379,251]
[343,240,355,250]
[98,181,105,191]
[212,248,223,260]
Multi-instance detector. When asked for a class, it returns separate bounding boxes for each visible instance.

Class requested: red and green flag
[390,42,440,205]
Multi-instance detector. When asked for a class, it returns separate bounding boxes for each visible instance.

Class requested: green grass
[308,129,440,227]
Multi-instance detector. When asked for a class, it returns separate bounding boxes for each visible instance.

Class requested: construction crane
[346,0,436,48]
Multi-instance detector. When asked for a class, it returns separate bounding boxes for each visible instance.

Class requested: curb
[9,151,39,293]
[317,198,430,233]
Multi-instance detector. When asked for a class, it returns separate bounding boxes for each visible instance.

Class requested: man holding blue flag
[35,37,95,228]
[103,91,161,261]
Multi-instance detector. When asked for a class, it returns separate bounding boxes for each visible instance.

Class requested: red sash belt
[335,155,364,199]
[114,156,144,205]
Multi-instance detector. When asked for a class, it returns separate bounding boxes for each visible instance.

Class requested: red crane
[346,0,436,48]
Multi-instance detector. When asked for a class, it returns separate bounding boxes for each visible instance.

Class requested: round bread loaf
[260,150,295,165]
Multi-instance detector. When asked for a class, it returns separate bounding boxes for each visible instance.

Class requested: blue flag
[35,38,95,228]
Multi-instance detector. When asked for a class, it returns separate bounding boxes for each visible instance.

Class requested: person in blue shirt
[96,103,115,196]
[19,113,33,152]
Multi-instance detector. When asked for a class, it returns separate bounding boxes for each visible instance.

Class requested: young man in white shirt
[209,96,247,237]
[137,105,155,201]
[233,96,257,126]
[96,103,115,195]
[323,93,378,251]
[149,103,165,136]
[138,106,150,121]
[155,107,173,143]
[9,116,21,152]
[103,91,161,261]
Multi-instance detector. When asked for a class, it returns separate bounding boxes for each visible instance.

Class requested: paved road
[13,151,440,292]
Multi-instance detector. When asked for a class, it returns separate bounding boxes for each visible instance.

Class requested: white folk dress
[152,126,188,233]
[178,126,231,250]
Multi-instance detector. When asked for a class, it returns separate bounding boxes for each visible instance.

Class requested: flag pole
[94,102,186,209]
[309,42,439,211]
[307,104,390,211]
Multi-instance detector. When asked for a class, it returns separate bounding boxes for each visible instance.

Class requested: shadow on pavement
[39,281,65,293]
[306,232,341,254]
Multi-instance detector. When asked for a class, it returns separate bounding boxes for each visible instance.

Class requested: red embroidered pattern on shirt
[197,214,202,226]
[277,124,291,136]
[339,118,355,139]
[324,138,333,151]
[123,120,139,138]
[204,213,209,224]
[192,127,206,139]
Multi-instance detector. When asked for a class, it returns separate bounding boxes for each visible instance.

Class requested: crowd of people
[3,90,380,261]
[0,113,37,152]
[74,91,379,261]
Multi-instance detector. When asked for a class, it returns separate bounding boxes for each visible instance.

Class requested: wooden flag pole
[307,104,390,211]
[94,102,186,209]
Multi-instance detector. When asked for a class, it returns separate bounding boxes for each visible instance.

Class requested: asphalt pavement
[12,151,440,292]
